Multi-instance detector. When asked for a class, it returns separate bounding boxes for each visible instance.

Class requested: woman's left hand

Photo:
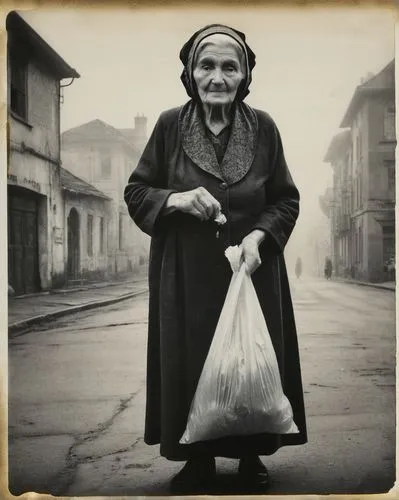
[240,230,266,274]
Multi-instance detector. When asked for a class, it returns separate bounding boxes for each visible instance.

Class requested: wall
[8,57,65,291]
[367,94,395,203]
[9,58,60,161]
[344,93,395,283]
[366,94,395,282]
[107,204,150,278]
[366,211,383,282]
[350,105,368,215]
[330,138,353,278]
[62,138,150,279]
[64,194,110,281]
[61,145,98,185]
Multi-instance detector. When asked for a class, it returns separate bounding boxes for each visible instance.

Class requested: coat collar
[179,100,258,185]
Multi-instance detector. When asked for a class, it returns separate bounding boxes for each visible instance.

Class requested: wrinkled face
[192,35,245,106]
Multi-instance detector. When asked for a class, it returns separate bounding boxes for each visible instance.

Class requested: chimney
[360,72,375,85]
[134,113,147,140]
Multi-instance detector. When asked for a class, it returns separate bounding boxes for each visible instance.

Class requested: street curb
[334,279,395,292]
[13,277,148,298]
[50,277,149,295]
[8,288,148,336]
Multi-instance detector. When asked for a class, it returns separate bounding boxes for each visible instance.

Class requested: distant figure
[324,257,333,280]
[295,257,302,279]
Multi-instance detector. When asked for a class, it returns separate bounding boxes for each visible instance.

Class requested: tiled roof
[118,128,137,143]
[60,167,110,200]
[62,119,140,154]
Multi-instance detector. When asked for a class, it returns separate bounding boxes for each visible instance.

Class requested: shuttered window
[87,215,93,256]
[99,217,104,254]
[119,213,123,251]
[10,57,28,119]
[384,107,395,141]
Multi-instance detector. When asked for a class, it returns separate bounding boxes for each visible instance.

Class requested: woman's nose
[211,68,224,84]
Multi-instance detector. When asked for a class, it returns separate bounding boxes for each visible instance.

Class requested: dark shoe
[170,457,216,494]
[238,456,270,489]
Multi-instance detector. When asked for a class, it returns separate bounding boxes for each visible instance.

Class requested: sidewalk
[8,276,149,336]
[333,277,395,292]
[8,273,394,336]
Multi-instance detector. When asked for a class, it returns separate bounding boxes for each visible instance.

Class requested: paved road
[8,277,396,496]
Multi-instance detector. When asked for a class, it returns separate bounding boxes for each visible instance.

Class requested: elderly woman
[124,24,307,493]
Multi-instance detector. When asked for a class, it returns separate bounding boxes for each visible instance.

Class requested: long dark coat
[124,102,307,461]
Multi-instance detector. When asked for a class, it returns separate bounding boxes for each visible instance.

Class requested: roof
[60,167,110,200]
[118,128,137,143]
[340,59,394,127]
[324,129,351,163]
[62,119,140,154]
[6,11,80,79]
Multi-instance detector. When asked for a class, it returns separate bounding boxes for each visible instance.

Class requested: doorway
[8,188,40,295]
[67,208,80,281]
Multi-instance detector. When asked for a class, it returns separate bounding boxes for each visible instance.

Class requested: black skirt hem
[146,434,308,462]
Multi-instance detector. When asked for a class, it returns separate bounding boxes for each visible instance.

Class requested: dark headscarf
[179,24,256,101]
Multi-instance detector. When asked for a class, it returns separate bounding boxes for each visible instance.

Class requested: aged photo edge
[0,0,398,499]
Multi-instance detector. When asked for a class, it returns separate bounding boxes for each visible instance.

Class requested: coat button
[220,182,228,190]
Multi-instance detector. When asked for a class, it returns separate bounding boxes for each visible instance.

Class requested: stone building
[7,11,79,295]
[61,168,111,284]
[324,59,395,282]
[61,116,149,278]
[324,131,352,277]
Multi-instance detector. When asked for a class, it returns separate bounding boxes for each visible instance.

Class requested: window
[99,217,104,254]
[357,173,363,209]
[388,165,395,188]
[119,213,123,250]
[101,156,111,179]
[10,56,27,119]
[354,227,358,262]
[87,215,93,256]
[384,107,395,141]
[383,225,395,265]
[385,160,395,200]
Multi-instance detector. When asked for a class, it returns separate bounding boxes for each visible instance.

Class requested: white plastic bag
[180,245,298,444]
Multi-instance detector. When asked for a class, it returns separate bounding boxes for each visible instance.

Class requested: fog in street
[18,6,395,274]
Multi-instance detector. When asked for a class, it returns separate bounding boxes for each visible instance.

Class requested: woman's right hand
[165,187,221,221]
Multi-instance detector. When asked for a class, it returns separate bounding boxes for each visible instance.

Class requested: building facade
[324,60,395,282]
[324,131,352,277]
[61,117,150,278]
[7,11,79,295]
[61,168,111,283]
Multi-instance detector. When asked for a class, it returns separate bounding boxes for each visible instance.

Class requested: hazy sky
[17,6,395,265]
